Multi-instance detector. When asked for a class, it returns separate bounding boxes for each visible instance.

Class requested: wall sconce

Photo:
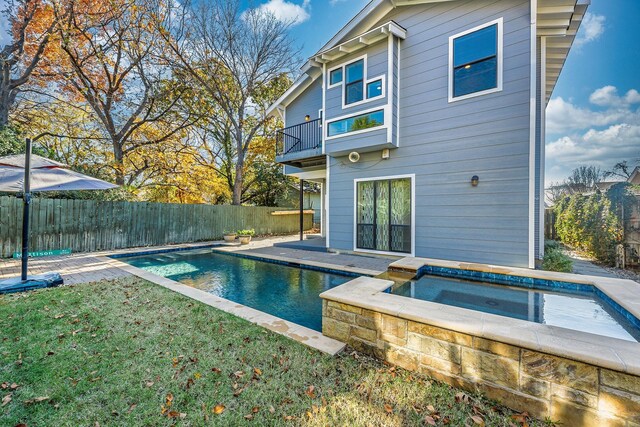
[304,115,310,122]
[471,175,479,187]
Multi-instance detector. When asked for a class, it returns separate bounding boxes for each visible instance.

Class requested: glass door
[356,177,411,253]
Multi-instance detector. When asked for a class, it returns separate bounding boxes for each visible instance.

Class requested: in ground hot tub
[320,257,640,426]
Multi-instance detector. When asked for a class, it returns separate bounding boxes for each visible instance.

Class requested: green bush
[542,248,573,273]
[553,187,628,264]
[544,239,561,252]
[236,228,255,236]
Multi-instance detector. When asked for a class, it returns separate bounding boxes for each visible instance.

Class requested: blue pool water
[122,250,353,331]
[392,274,640,342]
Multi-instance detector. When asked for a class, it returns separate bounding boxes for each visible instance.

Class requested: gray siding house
[268,0,588,268]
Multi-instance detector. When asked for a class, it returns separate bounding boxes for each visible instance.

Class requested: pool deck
[0,235,396,355]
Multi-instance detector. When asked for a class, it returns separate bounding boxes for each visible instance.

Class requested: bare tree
[155,0,300,204]
[0,0,55,127]
[605,160,638,181]
[565,165,603,193]
[545,182,569,206]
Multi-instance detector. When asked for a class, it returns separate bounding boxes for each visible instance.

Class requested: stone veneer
[321,259,640,427]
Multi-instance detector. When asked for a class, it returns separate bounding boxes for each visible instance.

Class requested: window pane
[357,181,375,250]
[375,181,390,252]
[327,110,384,137]
[330,68,342,85]
[453,24,497,67]
[346,81,364,104]
[345,60,364,83]
[367,79,383,98]
[453,57,497,97]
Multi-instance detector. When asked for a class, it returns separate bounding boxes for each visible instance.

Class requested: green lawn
[1,277,548,426]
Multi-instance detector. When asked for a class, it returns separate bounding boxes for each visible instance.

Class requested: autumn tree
[155,0,300,204]
[0,0,56,128]
[50,0,196,186]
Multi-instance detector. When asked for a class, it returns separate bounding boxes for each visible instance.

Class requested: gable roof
[267,0,589,117]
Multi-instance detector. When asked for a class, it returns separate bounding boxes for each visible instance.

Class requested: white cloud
[574,13,605,47]
[546,124,640,182]
[545,86,640,184]
[589,86,640,107]
[255,0,311,26]
[546,96,639,134]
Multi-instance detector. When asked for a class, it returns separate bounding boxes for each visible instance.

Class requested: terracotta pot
[238,235,252,245]
[223,234,236,242]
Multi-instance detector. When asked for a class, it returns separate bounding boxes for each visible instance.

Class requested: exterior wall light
[305,115,311,121]
[471,175,479,187]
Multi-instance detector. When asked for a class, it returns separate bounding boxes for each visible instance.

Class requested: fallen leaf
[2,394,11,406]
[253,367,262,376]
[213,404,225,414]
[212,367,221,374]
[425,415,436,426]
[145,381,154,388]
[305,385,316,398]
[23,396,49,405]
[10,383,18,390]
[426,405,436,413]
[384,403,393,413]
[127,403,137,413]
[470,415,485,426]
[252,406,260,413]
[54,314,65,319]
[269,406,275,414]
[244,414,253,420]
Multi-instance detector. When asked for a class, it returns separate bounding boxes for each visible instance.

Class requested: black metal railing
[276,119,322,156]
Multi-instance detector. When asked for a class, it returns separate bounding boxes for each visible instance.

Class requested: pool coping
[321,257,640,376]
[97,254,347,355]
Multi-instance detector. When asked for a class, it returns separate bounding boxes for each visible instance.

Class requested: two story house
[268,0,589,268]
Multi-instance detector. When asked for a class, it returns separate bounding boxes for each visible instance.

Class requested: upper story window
[330,68,343,86]
[345,60,364,105]
[449,18,503,102]
[327,55,386,109]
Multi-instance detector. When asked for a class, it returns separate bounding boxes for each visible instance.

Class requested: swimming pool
[391,274,640,342]
[121,249,354,331]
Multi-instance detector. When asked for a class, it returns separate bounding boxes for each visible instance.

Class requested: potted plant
[223,230,237,243]
[237,229,255,245]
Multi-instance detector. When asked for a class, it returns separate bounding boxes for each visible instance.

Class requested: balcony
[275,119,325,168]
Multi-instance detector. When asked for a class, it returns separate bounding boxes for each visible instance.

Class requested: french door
[356,177,412,254]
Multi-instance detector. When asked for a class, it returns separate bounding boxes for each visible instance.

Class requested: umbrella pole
[21,138,32,281]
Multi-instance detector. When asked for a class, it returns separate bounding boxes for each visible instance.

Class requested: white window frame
[326,54,386,109]
[353,174,416,257]
[325,106,387,141]
[448,17,503,103]
[328,67,343,89]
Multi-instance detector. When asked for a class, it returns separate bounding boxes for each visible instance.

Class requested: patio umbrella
[0,138,117,293]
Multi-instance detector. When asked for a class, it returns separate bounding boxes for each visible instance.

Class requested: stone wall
[322,300,640,427]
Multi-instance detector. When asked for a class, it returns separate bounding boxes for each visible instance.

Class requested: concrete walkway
[569,254,618,278]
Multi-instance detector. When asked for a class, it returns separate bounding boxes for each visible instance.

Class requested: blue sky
[249,0,639,185]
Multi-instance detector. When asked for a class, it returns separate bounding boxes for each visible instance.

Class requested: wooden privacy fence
[0,197,313,258]
[544,208,556,241]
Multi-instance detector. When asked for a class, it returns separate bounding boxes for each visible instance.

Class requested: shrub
[544,240,561,252]
[542,248,573,273]
[553,187,629,265]
[236,229,255,236]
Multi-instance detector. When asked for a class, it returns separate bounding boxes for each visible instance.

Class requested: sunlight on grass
[1,277,547,426]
